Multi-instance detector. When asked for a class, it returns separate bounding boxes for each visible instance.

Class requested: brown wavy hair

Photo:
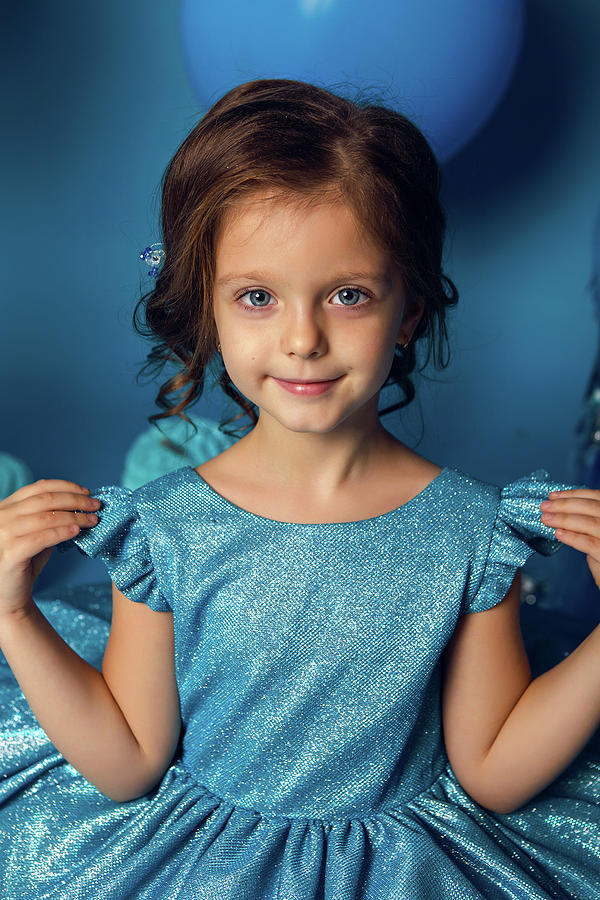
[133,78,458,441]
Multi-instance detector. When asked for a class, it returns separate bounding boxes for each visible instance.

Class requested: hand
[0,480,100,618]
[540,488,600,590]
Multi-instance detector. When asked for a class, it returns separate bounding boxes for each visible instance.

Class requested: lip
[272,375,343,396]
[277,377,341,384]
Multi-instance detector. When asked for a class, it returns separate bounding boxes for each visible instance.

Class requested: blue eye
[234,287,373,313]
[332,288,370,308]
[236,289,273,310]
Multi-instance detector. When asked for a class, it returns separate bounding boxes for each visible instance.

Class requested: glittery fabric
[1,465,600,899]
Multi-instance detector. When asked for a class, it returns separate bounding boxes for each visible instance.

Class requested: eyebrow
[216,271,390,287]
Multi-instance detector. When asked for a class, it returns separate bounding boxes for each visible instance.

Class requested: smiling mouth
[275,376,342,384]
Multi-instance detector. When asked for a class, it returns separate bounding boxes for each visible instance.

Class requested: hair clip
[139,242,165,277]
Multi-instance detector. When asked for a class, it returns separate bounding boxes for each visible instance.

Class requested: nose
[282,303,327,358]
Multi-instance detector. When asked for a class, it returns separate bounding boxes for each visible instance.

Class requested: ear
[398,296,425,344]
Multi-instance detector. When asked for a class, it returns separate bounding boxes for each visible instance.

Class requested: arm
[0,585,180,803]
[479,616,600,813]
[441,570,600,814]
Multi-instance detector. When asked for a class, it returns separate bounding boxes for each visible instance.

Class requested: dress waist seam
[171,757,451,828]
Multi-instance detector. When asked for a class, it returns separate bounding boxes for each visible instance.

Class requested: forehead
[215,190,388,269]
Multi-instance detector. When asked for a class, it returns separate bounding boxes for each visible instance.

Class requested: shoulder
[446,466,501,515]
[398,452,501,525]
[131,465,192,508]
[127,465,207,539]
[438,467,504,571]
[386,445,499,508]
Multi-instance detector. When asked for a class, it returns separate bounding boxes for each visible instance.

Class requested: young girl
[1,78,600,900]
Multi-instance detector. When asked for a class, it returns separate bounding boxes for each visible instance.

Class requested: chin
[274,408,354,435]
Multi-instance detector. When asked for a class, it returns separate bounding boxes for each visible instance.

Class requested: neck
[237,402,399,502]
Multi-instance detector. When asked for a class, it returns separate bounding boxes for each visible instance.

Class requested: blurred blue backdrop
[179,0,524,162]
[2,0,600,601]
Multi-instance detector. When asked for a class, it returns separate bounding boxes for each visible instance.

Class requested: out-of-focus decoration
[139,242,165,278]
[520,583,593,679]
[121,414,238,491]
[518,208,600,671]
[559,205,600,622]
[179,0,524,163]
[571,208,600,498]
[0,452,33,501]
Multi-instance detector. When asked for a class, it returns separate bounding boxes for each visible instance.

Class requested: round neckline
[183,464,452,527]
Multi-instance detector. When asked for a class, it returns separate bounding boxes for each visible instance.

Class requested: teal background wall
[2,1,599,590]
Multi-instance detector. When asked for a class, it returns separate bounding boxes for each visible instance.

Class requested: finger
[541,497,600,517]
[547,489,595,500]
[4,489,99,520]
[551,527,600,557]
[8,522,86,564]
[0,480,90,508]
[540,511,600,537]
[9,507,99,540]
[30,479,90,495]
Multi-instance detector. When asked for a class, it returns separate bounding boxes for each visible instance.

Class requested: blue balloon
[179,0,524,162]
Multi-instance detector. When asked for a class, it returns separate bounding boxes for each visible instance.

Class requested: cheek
[361,335,398,385]
[222,340,261,381]
[230,328,270,358]
[344,326,390,363]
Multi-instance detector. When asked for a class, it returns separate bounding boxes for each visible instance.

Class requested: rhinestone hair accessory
[139,242,165,278]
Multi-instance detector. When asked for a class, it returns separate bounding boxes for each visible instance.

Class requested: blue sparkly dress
[1,463,600,899]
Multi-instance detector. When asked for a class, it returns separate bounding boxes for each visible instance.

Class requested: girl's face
[212,191,421,436]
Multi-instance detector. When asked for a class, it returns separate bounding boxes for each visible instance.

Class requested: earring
[217,342,222,353]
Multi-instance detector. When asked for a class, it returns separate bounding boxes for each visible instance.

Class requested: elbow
[485,791,533,815]
[107,789,155,804]
[458,776,528,816]
[472,794,523,816]
[458,784,515,815]
[454,739,550,814]
[93,769,166,804]
[451,764,524,816]
[108,749,179,803]
[103,782,160,804]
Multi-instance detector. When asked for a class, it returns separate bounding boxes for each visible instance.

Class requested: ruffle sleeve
[57,485,171,612]
[464,468,582,615]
